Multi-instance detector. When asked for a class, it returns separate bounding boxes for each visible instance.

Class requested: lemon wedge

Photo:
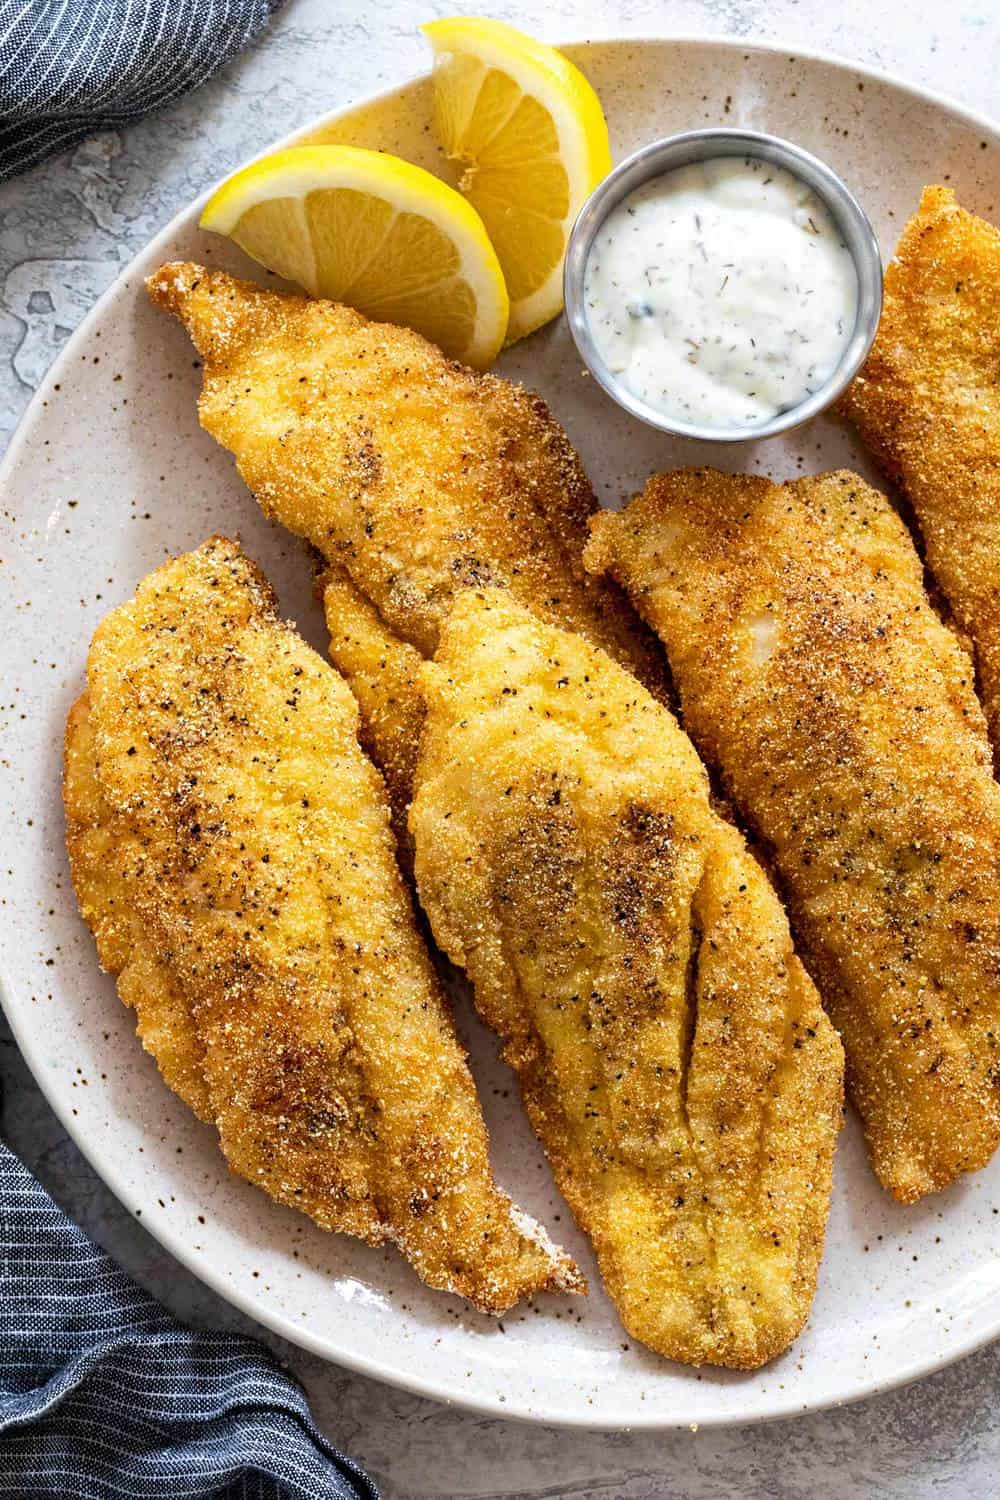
[199,144,509,368]
[423,16,610,342]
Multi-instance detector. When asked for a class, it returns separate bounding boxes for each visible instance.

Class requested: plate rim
[3,31,1000,1430]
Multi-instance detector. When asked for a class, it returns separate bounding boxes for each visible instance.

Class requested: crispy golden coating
[587,468,1000,1202]
[65,694,213,1122]
[840,187,1000,748]
[410,589,843,1369]
[64,537,581,1313]
[146,262,666,832]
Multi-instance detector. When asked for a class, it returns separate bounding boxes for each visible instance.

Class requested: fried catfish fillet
[63,536,581,1313]
[840,187,1000,748]
[146,262,666,829]
[409,589,843,1368]
[587,468,1000,1202]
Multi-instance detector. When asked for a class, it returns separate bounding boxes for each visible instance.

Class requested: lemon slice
[200,144,509,369]
[423,16,611,342]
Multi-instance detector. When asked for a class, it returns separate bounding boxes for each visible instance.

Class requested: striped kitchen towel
[0,1139,379,1499]
[0,0,284,180]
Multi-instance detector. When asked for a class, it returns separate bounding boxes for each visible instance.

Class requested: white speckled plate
[3,37,1000,1430]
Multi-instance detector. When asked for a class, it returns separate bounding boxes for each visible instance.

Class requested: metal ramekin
[563,128,883,443]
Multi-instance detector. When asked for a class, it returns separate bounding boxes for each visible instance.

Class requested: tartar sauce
[583,155,859,430]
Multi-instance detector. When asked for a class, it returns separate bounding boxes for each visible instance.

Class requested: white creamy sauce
[583,155,859,430]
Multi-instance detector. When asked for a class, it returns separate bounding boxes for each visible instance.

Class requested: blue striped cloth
[0,1139,379,1498]
[0,0,284,180]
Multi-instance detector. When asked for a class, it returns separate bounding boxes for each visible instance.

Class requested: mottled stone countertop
[3,1,999,1495]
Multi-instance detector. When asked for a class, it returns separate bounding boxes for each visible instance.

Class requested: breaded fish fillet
[409,588,843,1368]
[64,536,581,1313]
[146,262,666,831]
[840,187,1000,749]
[587,469,1000,1202]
